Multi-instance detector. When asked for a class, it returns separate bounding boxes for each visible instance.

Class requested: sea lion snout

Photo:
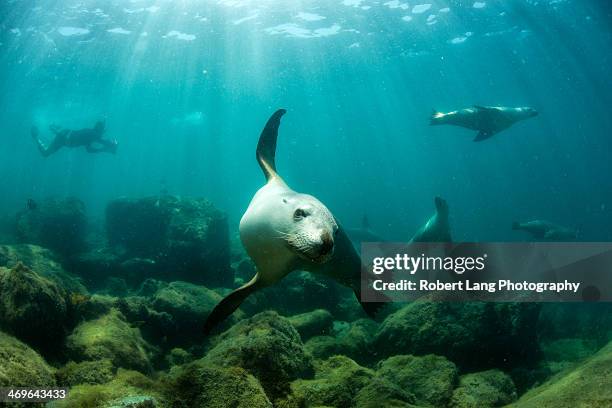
[319,231,334,255]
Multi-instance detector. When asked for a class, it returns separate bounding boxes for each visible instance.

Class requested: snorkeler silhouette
[31,120,118,157]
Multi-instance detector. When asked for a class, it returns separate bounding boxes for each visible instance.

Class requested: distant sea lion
[430,105,538,142]
[512,220,578,241]
[346,215,387,248]
[203,109,385,334]
[410,197,452,242]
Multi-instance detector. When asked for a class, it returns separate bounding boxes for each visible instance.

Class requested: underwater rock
[114,296,175,344]
[106,195,232,287]
[449,369,517,408]
[242,271,354,320]
[376,354,458,407]
[66,309,156,373]
[203,311,313,399]
[151,281,240,343]
[0,244,87,294]
[375,300,541,370]
[15,197,87,256]
[56,359,116,387]
[0,331,56,388]
[53,369,167,408]
[538,337,601,375]
[287,309,334,340]
[280,355,374,408]
[69,249,120,289]
[166,360,272,408]
[537,303,612,346]
[0,262,69,352]
[305,319,379,365]
[164,348,194,367]
[353,377,417,408]
[510,339,612,407]
[72,294,116,321]
[452,370,517,407]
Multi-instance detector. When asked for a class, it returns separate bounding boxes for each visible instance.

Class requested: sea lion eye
[294,209,307,220]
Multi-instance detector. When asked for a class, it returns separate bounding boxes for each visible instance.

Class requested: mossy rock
[450,369,517,408]
[151,281,240,341]
[375,300,540,370]
[354,377,417,408]
[0,244,87,294]
[305,319,379,365]
[0,331,55,387]
[281,355,375,408]
[376,354,458,407]
[287,309,334,340]
[56,359,116,387]
[203,311,313,399]
[51,369,166,408]
[164,348,194,368]
[66,309,156,373]
[0,262,69,351]
[510,340,612,407]
[165,360,272,407]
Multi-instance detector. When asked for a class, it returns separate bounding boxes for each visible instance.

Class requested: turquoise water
[2,0,610,240]
[0,2,611,406]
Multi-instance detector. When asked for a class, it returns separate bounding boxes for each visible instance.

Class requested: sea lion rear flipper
[257,109,287,181]
[353,288,388,318]
[203,275,262,335]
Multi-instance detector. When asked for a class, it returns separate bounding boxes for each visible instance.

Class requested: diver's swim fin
[203,275,262,335]
[256,109,287,181]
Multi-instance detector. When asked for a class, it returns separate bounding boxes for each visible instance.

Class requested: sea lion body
[512,220,577,241]
[203,109,384,334]
[431,105,538,141]
[410,197,452,243]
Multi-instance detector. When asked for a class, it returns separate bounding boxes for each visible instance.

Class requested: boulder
[66,309,156,373]
[106,196,232,286]
[280,356,375,408]
[375,300,541,370]
[354,377,417,408]
[56,359,116,387]
[0,244,87,294]
[151,281,237,341]
[0,331,55,387]
[376,354,458,407]
[450,369,517,408]
[305,319,379,365]
[511,340,612,407]
[0,262,69,352]
[15,197,87,256]
[167,361,272,408]
[287,309,334,340]
[203,311,313,399]
[53,369,167,408]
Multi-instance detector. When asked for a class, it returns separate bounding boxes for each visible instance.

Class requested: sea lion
[430,105,538,142]
[410,197,452,242]
[512,220,578,241]
[203,109,385,334]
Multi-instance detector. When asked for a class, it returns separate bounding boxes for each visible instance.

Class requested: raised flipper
[256,109,286,181]
[203,275,263,335]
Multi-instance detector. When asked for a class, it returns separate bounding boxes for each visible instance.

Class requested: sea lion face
[281,193,338,264]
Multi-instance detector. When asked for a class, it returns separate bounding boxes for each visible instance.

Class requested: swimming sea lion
[512,220,578,241]
[430,105,538,142]
[410,197,452,242]
[346,215,387,248]
[203,109,385,334]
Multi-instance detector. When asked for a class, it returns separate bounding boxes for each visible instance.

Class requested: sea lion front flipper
[203,275,262,335]
[256,109,287,181]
